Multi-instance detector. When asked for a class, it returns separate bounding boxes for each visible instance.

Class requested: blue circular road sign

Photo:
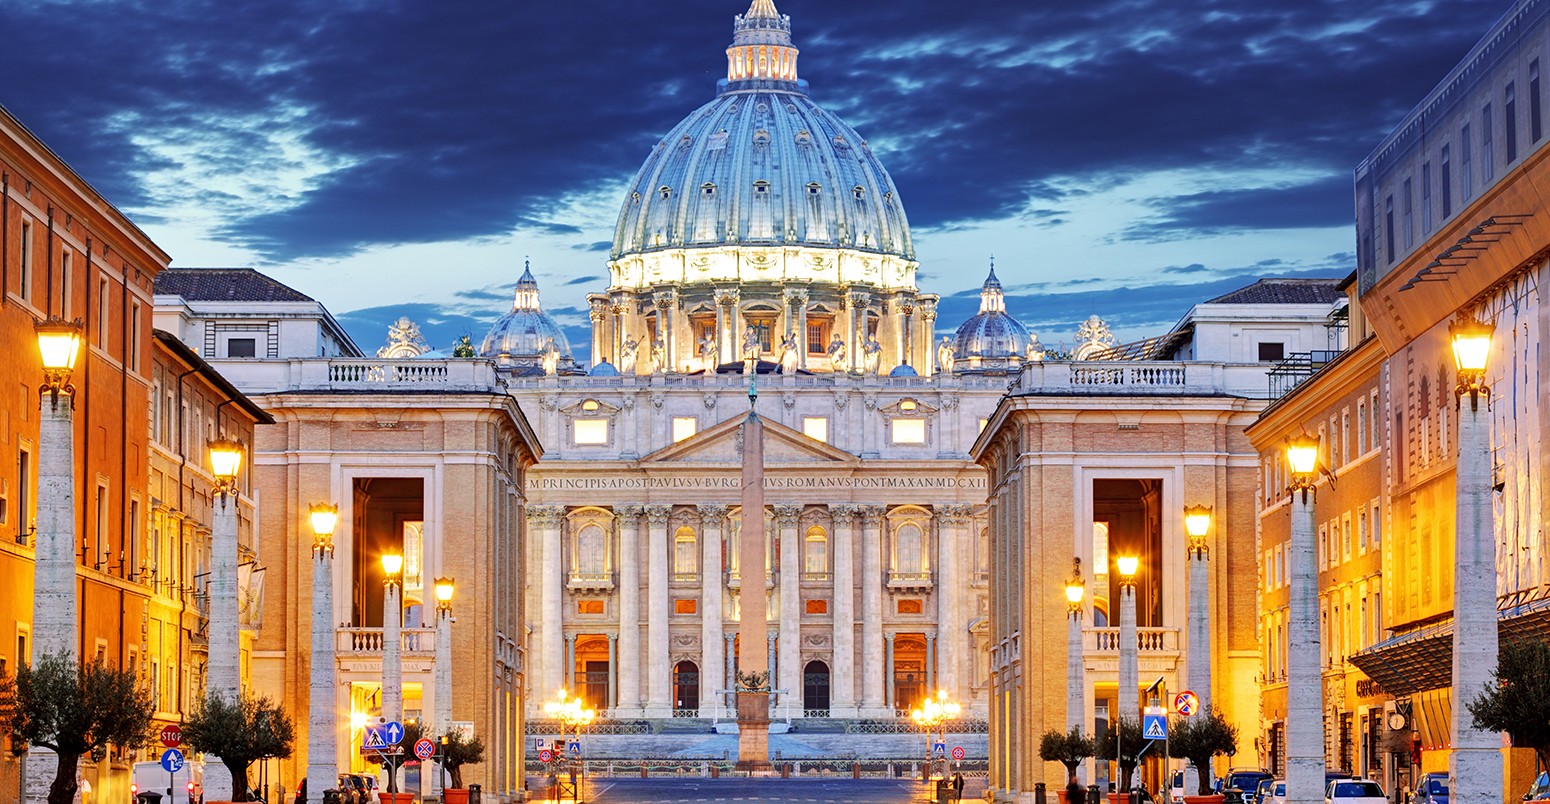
[160,748,185,774]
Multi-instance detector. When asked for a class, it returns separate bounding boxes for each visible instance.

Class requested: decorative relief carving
[829,503,861,523]
[672,634,699,649]
[863,394,878,411]
[697,504,729,522]
[783,393,797,410]
[833,392,850,410]
[772,504,803,525]
[651,392,666,410]
[539,395,560,412]
[526,505,565,527]
[644,504,673,526]
[801,633,831,647]
[936,504,973,525]
[613,504,645,520]
[703,393,718,410]
[859,504,887,524]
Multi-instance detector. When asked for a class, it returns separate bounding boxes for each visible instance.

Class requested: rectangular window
[1441,145,1452,220]
[98,278,110,348]
[18,219,32,302]
[1318,523,1328,569]
[1257,342,1286,362]
[1483,104,1495,181]
[802,416,829,443]
[17,449,29,543]
[1358,507,1369,552]
[1402,177,1414,249]
[1370,499,1381,547]
[577,600,604,615]
[805,599,828,614]
[806,321,828,355]
[672,417,698,443]
[1421,161,1432,233]
[60,251,72,319]
[1462,123,1473,192]
[673,598,697,615]
[128,499,140,579]
[1356,398,1367,455]
[1384,196,1395,262]
[1370,390,1381,452]
[890,418,926,444]
[16,632,26,668]
[573,418,608,445]
[129,304,142,371]
[226,337,256,358]
[1342,514,1353,561]
[1341,409,1350,466]
[1507,82,1519,162]
[1534,60,1543,142]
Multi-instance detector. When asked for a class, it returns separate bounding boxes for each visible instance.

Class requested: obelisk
[735,382,772,771]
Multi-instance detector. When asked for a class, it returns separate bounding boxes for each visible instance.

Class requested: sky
[0,0,1503,360]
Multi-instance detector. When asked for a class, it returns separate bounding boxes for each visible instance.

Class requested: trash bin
[1088,784,1102,804]
[1036,782,1048,804]
[467,783,481,804]
[135,793,164,804]
[936,779,951,804]
[321,791,342,804]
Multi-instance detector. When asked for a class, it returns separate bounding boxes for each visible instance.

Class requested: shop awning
[1347,592,1550,698]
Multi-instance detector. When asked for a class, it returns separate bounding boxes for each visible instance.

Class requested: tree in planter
[1169,705,1239,796]
[1468,638,1550,770]
[440,729,486,789]
[1098,717,1146,795]
[0,652,155,804]
[180,691,295,803]
[1040,726,1097,782]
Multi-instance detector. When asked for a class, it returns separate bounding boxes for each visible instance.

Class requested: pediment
[640,412,859,465]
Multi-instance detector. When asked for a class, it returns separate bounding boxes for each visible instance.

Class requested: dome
[954,265,1032,369]
[609,0,913,268]
[480,261,575,364]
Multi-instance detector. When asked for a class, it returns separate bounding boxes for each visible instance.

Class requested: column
[209,494,241,700]
[1453,388,1500,804]
[936,505,967,700]
[565,635,577,691]
[1187,540,1212,713]
[32,392,76,659]
[607,634,618,708]
[774,504,803,718]
[699,504,728,718]
[926,634,936,692]
[724,633,736,714]
[767,634,778,716]
[644,505,673,717]
[1117,580,1138,725]
[1287,489,1322,804]
[859,505,887,716]
[614,505,644,716]
[532,505,565,699]
[919,299,938,377]
[830,505,859,717]
[306,540,339,801]
[588,297,610,367]
[884,633,896,711]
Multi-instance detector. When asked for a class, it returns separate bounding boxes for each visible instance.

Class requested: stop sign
[160,725,182,748]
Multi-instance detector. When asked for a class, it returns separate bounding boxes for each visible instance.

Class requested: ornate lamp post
[1066,558,1087,768]
[432,577,455,795]
[1284,433,1321,804]
[206,437,245,701]
[1183,505,1213,714]
[1449,316,1500,804]
[379,551,405,794]
[306,503,340,802]
[545,690,596,802]
[31,316,82,660]
[910,689,961,782]
[1115,554,1140,725]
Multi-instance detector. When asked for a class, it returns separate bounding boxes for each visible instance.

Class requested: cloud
[563,274,602,286]
[1119,176,1354,242]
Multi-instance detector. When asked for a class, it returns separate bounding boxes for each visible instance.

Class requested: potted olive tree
[181,691,295,804]
[1098,718,1145,804]
[438,729,486,804]
[1041,727,1096,803]
[1169,705,1239,803]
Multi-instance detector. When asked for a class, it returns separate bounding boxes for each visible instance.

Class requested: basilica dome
[954,266,1032,370]
[607,0,915,291]
[480,261,575,370]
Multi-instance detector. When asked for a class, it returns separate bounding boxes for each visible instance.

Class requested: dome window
[795,130,812,146]
[853,186,866,201]
[702,183,717,196]
[754,180,770,195]
[807,183,822,196]
[659,186,673,200]
[753,129,771,146]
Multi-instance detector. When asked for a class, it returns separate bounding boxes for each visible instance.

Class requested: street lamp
[1285,434,1322,804]
[546,690,596,801]
[203,437,246,802]
[30,315,83,662]
[1183,505,1213,715]
[1065,557,1087,781]
[1116,554,1140,748]
[433,577,455,795]
[910,689,961,781]
[380,551,405,794]
[306,502,340,803]
[1450,314,1500,804]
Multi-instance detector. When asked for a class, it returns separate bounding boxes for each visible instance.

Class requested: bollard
[782,763,791,779]
[641,764,648,778]
[710,764,720,779]
[853,762,862,779]
[1036,782,1048,804]
[1089,784,1103,804]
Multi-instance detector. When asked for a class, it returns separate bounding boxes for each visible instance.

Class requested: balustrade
[337,626,438,655]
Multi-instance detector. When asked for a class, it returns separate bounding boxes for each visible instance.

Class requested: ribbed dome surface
[479,263,573,360]
[954,266,1031,363]
[610,3,912,262]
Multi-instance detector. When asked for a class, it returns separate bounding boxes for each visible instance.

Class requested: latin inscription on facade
[527,475,987,492]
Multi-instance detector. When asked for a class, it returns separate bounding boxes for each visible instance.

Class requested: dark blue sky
[0,0,1502,357]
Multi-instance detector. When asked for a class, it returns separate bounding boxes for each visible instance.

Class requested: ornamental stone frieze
[613,504,644,519]
[644,504,673,526]
[697,503,729,522]
[527,505,565,527]
[772,504,803,524]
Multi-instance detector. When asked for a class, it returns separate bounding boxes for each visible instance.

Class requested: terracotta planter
[378,793,417,804]
[1107,794,1133,804]
[1183,796,1226,804]
[442,789,471,804]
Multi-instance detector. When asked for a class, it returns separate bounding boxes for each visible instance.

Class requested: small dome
[480,260,575,363]
[889,363,919,377]
[954,263,1031,370]
[589,360,620,377]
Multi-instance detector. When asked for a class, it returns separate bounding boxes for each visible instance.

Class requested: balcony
[887,571,933,593]
[337,627,437,658]
[1082,626,1182,673]
[726,571,775,590]
[198,357,506,395]
[567,572,615,592]
[1012,361,1273,400]
[801,571,833,583]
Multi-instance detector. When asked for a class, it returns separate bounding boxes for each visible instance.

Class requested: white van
[129,759,204,804]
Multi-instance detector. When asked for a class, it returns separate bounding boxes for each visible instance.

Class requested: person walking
[1068,775,1087,804]
[295,777,306,804]
[952,771,966,801]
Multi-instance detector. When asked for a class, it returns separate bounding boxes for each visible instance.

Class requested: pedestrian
[296,777,307,804]
[1068,774,1086,804]
[953,771,967,801]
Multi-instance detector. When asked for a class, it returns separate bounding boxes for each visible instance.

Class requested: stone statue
[1027,335,1046,361]
[937,335,956,375]
[862,333,883,374]
[826,334,849,372]
[541,337,560,376]
[1073,315,1117,361]
[619,335,640,374]
[778,331,800,374]
[698,332,718,372]
[741,325,761,375]
[451,335,476,358]
[377,316,430,359]
[650,336,668,374]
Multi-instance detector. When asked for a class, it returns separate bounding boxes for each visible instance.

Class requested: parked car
[1525,772,1550,802]
[1254,778,1276,804]
[1326,779,1387,804]
[342,772,379,803]
[1416,772,1449,804]
[1170,769,1203,802]
[130,759,204,804]
[1268,780,1287,804]
[1223,770,1275,804]
[336,774,363,804]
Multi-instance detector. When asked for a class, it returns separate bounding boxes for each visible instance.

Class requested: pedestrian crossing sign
[365,728,387,748]
[1142,713,1167,740]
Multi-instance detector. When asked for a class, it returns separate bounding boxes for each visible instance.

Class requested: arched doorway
[892,634,928,713]
[673,660,699,716]
[803,660,831,716]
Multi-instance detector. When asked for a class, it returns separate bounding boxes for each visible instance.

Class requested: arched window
[805,526,828,577]
[895,523,923,576]
[674,526,698,580]
[576,524,605,577]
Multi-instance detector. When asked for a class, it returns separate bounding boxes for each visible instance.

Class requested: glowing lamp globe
[381,552,404,577]
[1116,554,1139,580]
[35,317,82,372]
[207,438,244,489]
[1183,505,1212,539]
[1449,317,1494,375]
[309,503,339,538]
[1286,434,1320,477]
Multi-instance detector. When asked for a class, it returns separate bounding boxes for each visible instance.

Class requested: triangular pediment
[640,412,859,465]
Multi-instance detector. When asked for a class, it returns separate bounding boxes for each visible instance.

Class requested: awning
[1348,593,1550,698]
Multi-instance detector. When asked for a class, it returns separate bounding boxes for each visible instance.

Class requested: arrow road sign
[383,721,404,745]
[160,748,185,774]
[1142,713,1168,741]
[414,738,435,760]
